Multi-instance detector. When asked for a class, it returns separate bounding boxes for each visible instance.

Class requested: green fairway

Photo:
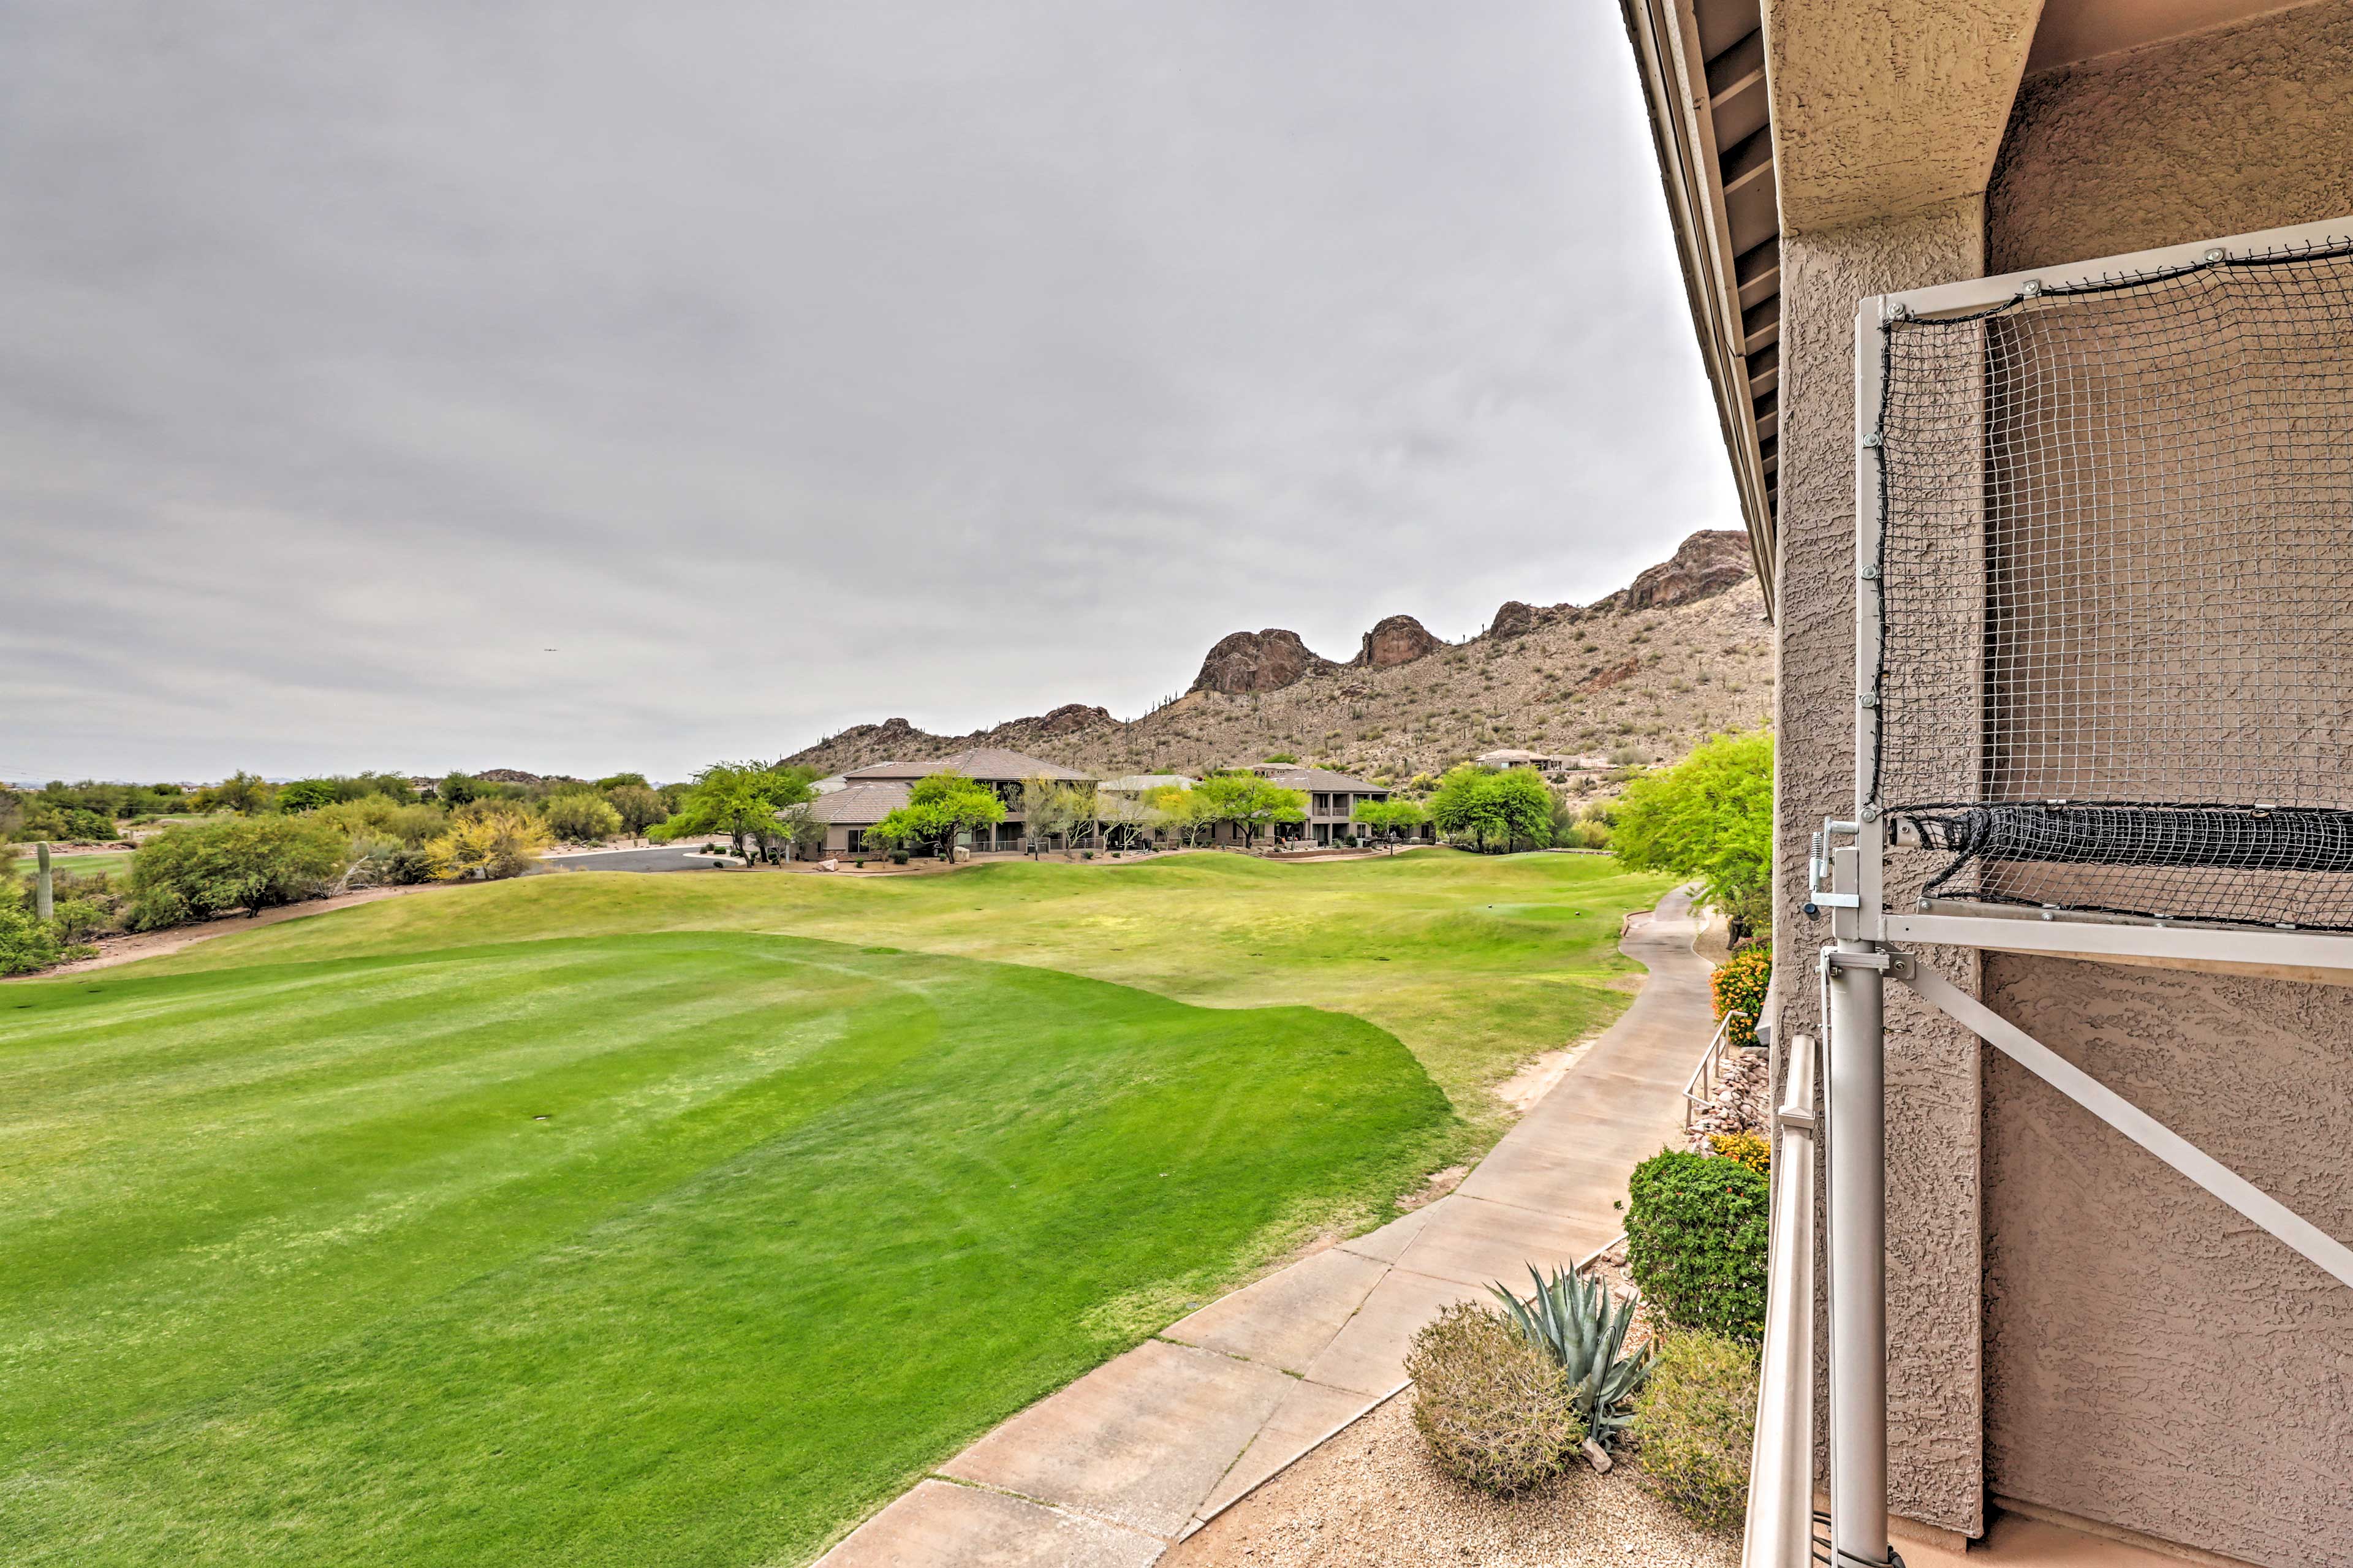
[1,849,1670,1565]
[1,933,1447,1565]
[159,849,1672,1148]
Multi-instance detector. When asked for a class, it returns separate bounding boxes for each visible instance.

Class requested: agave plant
[1491,1263,1653,1450]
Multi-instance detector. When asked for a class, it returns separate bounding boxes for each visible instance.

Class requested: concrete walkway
[817,888,1713,1567]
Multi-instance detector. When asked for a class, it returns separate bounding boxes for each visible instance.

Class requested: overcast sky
[3,1,1738,784]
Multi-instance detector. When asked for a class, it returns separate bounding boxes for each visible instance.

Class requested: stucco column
[1770,195,1987,1538]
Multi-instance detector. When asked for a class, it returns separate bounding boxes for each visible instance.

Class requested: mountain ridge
[782,531,1769,782]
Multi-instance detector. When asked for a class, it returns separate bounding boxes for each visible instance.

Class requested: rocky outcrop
[1488,600,1547,639]
[1191,629,1337,695]
[995,703,1114,740]
[1620,530,1752,612]
[1353,614,1444,669]
[1577,656,1642,695]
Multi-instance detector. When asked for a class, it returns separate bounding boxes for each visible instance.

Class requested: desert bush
[1632,1329,1759,1531]
[130,816,349,923]
[1711,946,1771,1051]
[1406,1302,1583,1494]
[425,805,550,881]
[543,792,623,844]
[47,895,110,944]
[1491,1264,1651,1451]
[1707,1130,1770,1177]
[0,904,76,974]
[1626,1150,1769,1341]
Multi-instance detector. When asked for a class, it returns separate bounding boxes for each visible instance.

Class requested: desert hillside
[782,531,1773,783]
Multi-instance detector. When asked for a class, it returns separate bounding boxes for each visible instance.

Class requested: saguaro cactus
[35,841,53,922]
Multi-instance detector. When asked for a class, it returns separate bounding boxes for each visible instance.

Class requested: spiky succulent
[1490,1263,1653,1450]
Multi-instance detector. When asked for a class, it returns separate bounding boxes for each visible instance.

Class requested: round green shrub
[1625,1149,1769,1340]
[1710,945,1771,1050]
[1404,1301,1584,1495]
[1632,1328,1759,1532]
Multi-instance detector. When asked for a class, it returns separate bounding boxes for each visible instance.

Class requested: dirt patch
[1394,1165,1468,1213]
[1490,1034,1604,1115]
[13,884,451,979]
[1165,1393,1737,1568]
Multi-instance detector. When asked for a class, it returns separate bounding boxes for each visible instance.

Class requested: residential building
[802,748,1093,856]
[1619,3,2353,1564]
[1248,764,1405,846]
[1473,748,1611,780]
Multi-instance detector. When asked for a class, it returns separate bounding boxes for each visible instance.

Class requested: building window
[846,829,865,853]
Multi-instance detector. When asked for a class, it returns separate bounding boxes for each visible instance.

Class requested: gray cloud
[2,0,1738,782]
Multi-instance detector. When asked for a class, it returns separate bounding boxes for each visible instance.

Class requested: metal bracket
[1895,963,2353,1292]
[1807,819,1863,913]
[1825,950,1889,972]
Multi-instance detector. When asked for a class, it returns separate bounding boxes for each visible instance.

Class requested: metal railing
[1682,1010,1751,1131]
[1743,1032,1818,1568]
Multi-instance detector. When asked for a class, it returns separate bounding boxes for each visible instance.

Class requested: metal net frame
[1869,237,2353,931]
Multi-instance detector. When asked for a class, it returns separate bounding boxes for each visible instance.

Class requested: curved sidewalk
[817,887,1714,1567]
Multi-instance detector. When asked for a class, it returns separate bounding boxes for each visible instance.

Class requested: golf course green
[0,849,1669,1565]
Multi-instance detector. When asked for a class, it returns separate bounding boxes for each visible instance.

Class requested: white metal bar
[1885,910,2353,972]
[1885,212,2353,322]
[1824,853,1892,1567]
[1742,1032,1818,1568]
[1900,961,2353,1290]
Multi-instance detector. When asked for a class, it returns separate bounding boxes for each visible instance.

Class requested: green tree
[1484,767,1555,852]
[1428,765,1552,852]
[604,784,667,839]
[906,771,1006,856]
[275,779,339,813]
[1351,797,1427,850]
[651,762,816,863]
[1610,730,1773,939]
[192,771,276,816]
[1191,772,1308,850]
[129,816,349,925]
[543,792,624,844]
[594,772,650,790]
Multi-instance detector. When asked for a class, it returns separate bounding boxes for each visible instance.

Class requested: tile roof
[1097,773,1196,792]
[1252,765,1390,792]
[844,748,1094,783]
[801,781,909,824]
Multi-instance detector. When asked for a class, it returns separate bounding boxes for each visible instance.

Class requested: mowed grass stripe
[1,930,1453,1566]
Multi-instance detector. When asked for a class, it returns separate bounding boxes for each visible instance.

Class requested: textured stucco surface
[1762,0,2042,234]
[1770,196,1987,1536]
[1976,12,2353,1561]
[1981,956,2353,1566]
[1990,1,2353,273]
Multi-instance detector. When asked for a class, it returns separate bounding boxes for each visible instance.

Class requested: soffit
[1763,0,2044,234]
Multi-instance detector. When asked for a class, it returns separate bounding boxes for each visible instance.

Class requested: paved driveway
[819,887,1714,1566]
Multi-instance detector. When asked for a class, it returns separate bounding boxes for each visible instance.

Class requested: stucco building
[1619,2,2353,1564]
[803,748,1093,856]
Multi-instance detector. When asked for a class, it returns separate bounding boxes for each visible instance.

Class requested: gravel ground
[1165,1396,1739,1568]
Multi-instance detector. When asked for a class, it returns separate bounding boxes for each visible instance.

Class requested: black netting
[1871,237,2353,930]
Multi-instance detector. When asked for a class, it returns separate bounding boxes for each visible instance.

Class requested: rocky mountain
[782,530,1771,784]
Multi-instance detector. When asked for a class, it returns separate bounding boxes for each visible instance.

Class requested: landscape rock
[1191,629,1337,694]
[1352,613,1444,669]
[1620,530,1752,612]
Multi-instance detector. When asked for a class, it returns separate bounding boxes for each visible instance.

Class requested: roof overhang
[1618,0,1782,618]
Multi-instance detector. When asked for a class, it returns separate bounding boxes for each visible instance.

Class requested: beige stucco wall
[1972,10,2353,1561]
[1769,195,1989,1537]
[1989,1,2353,275]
